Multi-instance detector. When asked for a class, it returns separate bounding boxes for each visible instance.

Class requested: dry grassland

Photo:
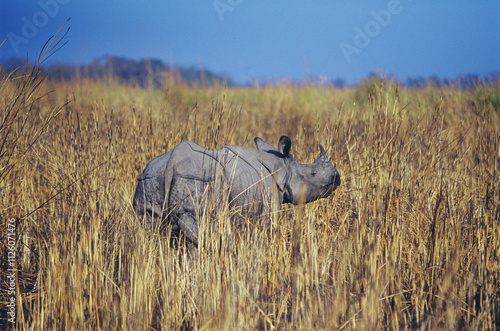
[1,62,499,329]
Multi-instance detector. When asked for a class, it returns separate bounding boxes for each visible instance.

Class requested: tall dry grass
[0,63,499,330]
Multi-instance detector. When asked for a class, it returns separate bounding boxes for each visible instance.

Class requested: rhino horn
[315,144,329,163]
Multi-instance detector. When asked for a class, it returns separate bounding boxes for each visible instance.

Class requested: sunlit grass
[0,64,499,330]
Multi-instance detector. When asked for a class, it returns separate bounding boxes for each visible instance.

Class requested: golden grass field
[1,58,499,330]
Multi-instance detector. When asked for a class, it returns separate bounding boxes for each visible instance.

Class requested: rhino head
[255,136,341,205]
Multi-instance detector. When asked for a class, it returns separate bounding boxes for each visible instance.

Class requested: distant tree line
[1,55,498,89]
[0,55,234,88]
[331,71,499,89]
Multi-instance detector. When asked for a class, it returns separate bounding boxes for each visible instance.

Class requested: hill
[0,55,235,88]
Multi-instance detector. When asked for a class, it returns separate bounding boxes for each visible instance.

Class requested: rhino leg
[169,177,202,246]
[176,211,198,246]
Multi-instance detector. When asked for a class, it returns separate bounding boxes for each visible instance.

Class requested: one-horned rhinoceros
[132,136,340,245]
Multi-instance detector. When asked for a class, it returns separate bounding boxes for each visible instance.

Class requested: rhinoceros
[132,136,340,245]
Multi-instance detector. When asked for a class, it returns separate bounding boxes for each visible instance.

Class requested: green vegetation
[1,62,499,329]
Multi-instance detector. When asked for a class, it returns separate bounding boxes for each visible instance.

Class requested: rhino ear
[254,137,276,153]
[278,136,292,157]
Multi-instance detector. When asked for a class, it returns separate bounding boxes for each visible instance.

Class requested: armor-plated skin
[133,136,340,245]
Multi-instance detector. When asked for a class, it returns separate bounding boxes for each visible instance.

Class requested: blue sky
[1,0,499,84]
